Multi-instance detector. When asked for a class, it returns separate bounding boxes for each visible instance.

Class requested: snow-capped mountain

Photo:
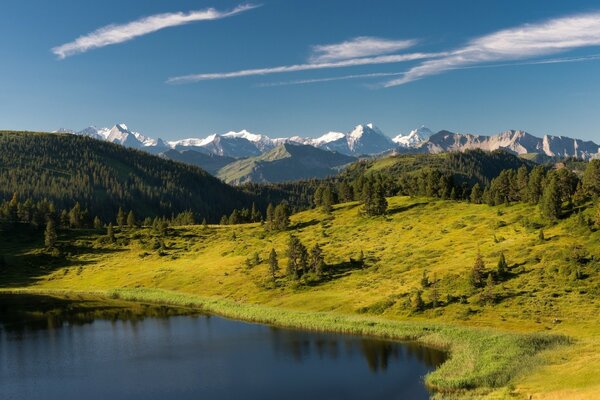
[57,122,600,161]
[306,124,395,155]
[393,126,434,147]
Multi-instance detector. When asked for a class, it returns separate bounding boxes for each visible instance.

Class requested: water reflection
[0,294,447,400]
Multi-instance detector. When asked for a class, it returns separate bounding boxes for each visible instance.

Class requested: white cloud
[167,52,443,83]
[52,4,259,59]
[309,36,416,62]
[258,54,600,87]
[384,11,600,87]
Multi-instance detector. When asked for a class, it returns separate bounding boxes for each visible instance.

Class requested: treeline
[0,132,257,222]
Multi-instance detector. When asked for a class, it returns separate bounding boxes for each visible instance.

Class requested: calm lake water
[0,295,445,400]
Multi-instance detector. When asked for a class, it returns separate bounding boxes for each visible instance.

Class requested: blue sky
[2,0,600,140]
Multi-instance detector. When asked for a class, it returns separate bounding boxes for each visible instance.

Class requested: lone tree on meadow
[268,248,279,281]
[470,252,486,289]
[44,219,57,248]
[286,235,307,280]
[497,252,508,278]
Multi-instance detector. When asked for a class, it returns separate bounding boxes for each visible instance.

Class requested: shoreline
[0,287,570,397]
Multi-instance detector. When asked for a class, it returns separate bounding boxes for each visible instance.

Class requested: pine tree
[540,174,561,221]
[229,209,240,225]
[220,215,229,225]
[250,203,262,223]
[265,203,275,230]
[430,274,440,308]
[127,211,136,228]
[539,229,545,242]
[583,159,600,198]
[309,243,325,276]
[411,290,424,312]
[93,216,102,230]
[286,235,307,280]
[497,252,508,278]
[273,203,290,231]
[202,218,208,228]
[470,252,486,289]
[69,202,82,228]
[116,207,125,228]
[268,248,279,281]
[470,183,482,204]
[321,187,334,214]
[107,223,115,243]
[481,273,496,305]
[44,219,57,248]
[420,270,430,288]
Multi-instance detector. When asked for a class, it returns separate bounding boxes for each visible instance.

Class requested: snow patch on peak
[313,131,346,145]
[393,125,434,147]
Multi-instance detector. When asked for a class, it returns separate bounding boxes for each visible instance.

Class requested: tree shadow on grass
[386,202,428,216]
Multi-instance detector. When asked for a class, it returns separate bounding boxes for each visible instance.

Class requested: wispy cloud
[384,11,600,87]
[258,54,600,87]
[309,36,417,62]
[52,4,259,59]
[167,51,443,83]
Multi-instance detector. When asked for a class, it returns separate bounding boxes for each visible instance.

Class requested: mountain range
[55,122,600,183]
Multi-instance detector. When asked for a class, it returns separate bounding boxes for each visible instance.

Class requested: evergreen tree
[268,248,279,281]
[127,210,136,228]
[430,274,440,308]
[539,229,545,242]
[69,202,82,228]
[540,174,561,221]
[470,183,482,204]
[411,290,424,312]
[220,215,229,225]
[497,252,508,278]
[202,218,208,228]
[527,166,546,204]
[321,187,334,214]
[229,209,240,225]
[420,270,430,289]
[286,235,307,279]
[470,252,486,289]
[107,223,115,243]
[481,273,496,305]
[595,201,600,227]
[60,209,69,228]
[93,216,103,230]
[309,243,325,276]
[273,203,290,231]
[265,203,275,230]
[250,203,262,223]
[116,208,125,228]
[583,159,600,198]
[44,219,57,248]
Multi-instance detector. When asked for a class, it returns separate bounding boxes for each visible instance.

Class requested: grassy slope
[2,196,600,398]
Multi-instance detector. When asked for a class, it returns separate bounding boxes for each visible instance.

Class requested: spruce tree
[497,252,508,278]
[470,252,486,289]
[309,243,325,276]
[268,248,279,281]
[470,183,482,204]
[273,203,290,231]
[321,187,334,214]
[286,235,307,279]
[540,174,561,221]
[44,219,57,248]
[107,223,115,243]
[411,290,424,312]
[266,203,275,230]
[116,208,125,228]
[594,201,600,227]
[69,202,82,228]
[127,211,136,228]
[93,216,103,230]
[482,273,496,305]
[420,270,430,289]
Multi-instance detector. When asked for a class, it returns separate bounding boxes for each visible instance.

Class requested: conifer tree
[411,290,424,312]
[470,252,486,289]
[540,174,561,221]
[44,219,57,248]
[268,248,279,281]
[69,202,82,228]
[127,211,136,228]
[420,270,430,289]
[497,252,508,278]
[286,235,307,279]
[594,201,600,227]
[202,218,208,228]
[309,243,325,276]
[93,216,102,230]
[321,187,334,214]
[265,203,275,230]
[482,273,496,305]
[470,183,482,204]
[116,208,125,228]
[539,229,545,242]
[107,223,115,243]
[273,203,290,231]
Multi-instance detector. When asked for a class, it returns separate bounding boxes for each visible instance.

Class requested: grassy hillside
[0,131,255,221]
[2,195,599,398]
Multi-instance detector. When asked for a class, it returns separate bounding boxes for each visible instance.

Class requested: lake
[0,294,445,400]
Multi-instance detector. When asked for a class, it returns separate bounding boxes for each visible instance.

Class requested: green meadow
[2,196,600,399]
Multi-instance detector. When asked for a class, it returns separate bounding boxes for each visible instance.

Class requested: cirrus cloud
[52,4,259,59]
[384,11,600,87]
[309,36,417,62]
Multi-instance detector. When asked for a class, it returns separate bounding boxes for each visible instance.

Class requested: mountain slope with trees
[0,131,256,223]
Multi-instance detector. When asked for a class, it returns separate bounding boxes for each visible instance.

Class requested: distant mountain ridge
[57,123,599,161]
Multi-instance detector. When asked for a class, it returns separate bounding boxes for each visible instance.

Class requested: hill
[2,195,599,398]
[0,131,254,222]
[217,143,356,184]
[160,149,235,175]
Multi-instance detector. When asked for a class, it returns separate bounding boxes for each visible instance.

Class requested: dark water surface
[0,294,445,400]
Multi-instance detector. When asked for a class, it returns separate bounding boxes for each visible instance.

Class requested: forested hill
[0,131,255,222]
